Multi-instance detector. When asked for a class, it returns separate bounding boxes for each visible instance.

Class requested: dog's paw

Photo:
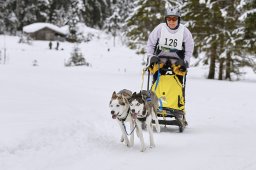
[125,141,131,147]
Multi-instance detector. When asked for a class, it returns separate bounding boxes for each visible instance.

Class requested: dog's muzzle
[131,109,138,119]
[111,110,117,119]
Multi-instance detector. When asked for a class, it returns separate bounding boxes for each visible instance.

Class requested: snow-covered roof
[23,23,67,35]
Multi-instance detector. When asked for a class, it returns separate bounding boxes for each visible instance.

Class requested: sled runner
[146,56,187,132]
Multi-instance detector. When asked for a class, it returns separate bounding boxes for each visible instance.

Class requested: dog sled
[146,56,188,132]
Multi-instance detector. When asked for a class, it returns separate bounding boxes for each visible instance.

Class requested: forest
[0,0,255,80]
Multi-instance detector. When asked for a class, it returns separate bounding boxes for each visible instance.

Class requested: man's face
[166,16,178,29]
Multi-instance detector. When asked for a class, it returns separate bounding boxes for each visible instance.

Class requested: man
[49,41,52,50]
[56,41,59,50]
[146,6,194,77]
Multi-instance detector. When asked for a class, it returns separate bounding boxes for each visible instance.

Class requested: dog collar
[146,97,152,102]
[117,108,130,122]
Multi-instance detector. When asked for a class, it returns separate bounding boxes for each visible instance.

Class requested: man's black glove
[175,59,188,72]
[179,65,187,72]
[172,59,188,76]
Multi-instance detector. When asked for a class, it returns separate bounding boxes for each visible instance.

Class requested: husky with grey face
[129,90,160,152]
[109,89,135,147]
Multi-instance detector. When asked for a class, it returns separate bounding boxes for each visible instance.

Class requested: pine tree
[182,0,221,79]
[103,0,135,46]
[125,0,165,54]
[221,1,241,80]
[240,0,256,54]
[182,0,255,80]
[67,0,80,42]
[0,0,6,33]
[213,0,255,80]
[36,0,50,22]
[81,0,111,29]
[182,0,212,62]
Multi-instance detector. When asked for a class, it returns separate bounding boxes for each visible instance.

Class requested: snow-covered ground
[0,33,256,170]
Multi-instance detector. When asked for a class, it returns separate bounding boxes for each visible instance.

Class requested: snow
[23,23,67,35]
[237,0,247,10]
[0,31,256,170]
[239,9,256,21]
[199,0,206,4]
[61,22,100,37]
[220,8,227,17]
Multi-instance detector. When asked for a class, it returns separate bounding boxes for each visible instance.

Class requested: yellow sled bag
[151,75,185,111]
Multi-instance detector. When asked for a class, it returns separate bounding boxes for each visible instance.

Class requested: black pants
[153,72,184,84]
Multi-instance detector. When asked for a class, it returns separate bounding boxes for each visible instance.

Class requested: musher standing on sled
[146,6,194,126]
[146,6,194,79]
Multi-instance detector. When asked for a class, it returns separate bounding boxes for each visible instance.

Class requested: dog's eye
[136,103,140,106]
[116,105,120,107]
[130,103,133,106]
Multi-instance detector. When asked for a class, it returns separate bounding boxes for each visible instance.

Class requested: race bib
[159,25,184,51]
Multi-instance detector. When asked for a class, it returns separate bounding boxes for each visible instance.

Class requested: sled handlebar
[144,56,185,71]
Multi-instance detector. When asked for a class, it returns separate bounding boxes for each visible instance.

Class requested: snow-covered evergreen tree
[182,0,255,80]
[22,4,37,25]
[104,0,135,45]
[67,0,80,42]
[125,0,165,54]
[36,0,50,22]
[105,10,120,46]
[239,0,256,54]
[0,0,6,33]
[81,0,111,29]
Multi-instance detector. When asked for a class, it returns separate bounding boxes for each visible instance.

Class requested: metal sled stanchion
[147,69,150,91]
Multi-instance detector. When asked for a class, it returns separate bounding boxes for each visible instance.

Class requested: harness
[122,121,137,136]
[118,108,137,136]
[136,95,149,122]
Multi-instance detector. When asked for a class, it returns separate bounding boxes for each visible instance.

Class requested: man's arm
[183,27,194,67]
[146,24,162,56]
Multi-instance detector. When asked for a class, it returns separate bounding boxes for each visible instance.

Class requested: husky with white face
[129,90,160,152]
[109,89,134,147]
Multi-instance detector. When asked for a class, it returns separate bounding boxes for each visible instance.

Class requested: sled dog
[109,89,134,147]
[129,90,160,152]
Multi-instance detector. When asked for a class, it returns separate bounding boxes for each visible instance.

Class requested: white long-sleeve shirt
[146,23,194,66]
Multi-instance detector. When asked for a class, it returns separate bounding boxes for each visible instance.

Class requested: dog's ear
[112,91,117,98]
[132,92,136,97]
[141,92,148,101]
[140,90,147,96]
[138,91,143,98]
